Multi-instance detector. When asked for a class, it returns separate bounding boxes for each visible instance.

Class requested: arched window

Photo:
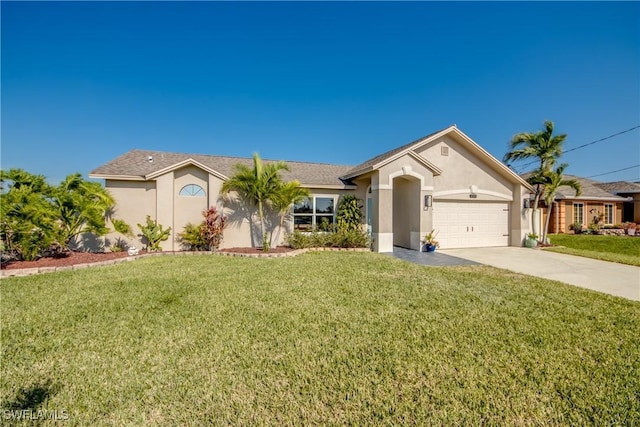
[179,184,206,197]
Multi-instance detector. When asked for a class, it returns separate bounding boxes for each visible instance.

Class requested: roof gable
[342,125,533,190]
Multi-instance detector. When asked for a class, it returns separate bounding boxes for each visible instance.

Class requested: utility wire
[510,125,640,173]
[585,164,640,179]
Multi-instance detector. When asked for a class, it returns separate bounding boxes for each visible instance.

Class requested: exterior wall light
[424,195,432,208]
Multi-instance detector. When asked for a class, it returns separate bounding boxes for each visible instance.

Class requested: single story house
[594,181,640,223]
[530,175,628,234]
[90,125,535,252]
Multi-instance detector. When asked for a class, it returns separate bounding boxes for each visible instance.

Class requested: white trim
[433,188,513,201]
[370,167,434,191]
[89,174,146,181]
[145,158,228,181]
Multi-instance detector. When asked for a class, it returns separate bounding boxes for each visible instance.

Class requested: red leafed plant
[200,207,226,251]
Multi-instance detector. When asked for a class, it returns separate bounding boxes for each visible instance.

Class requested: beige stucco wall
[172,166,210,251]
[103,180,157,251]
[415,135,513,202]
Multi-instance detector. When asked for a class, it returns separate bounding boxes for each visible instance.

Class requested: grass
[1,252,639,425]
[546,233,640,266]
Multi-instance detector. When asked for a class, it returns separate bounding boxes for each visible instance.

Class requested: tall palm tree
[541,164,582,242]
[221,153,289,251]
[270,180,310,247]
[504,120,567,210]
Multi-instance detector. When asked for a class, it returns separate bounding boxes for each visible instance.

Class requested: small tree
[504,120,566,211]
[336,195,363,232]
[51,173,115,248]
[137,216,171,252]
[271,181,310,246]
[0,169,58,260]
[541,164,581,242]
[221,153,289,252]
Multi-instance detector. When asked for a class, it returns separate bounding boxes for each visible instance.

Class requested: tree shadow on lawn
[3,379,59,411]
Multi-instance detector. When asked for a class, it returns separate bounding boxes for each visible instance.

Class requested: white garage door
[432,201,509,249]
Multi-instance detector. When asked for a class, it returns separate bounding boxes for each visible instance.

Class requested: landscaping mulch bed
[1,251,133,270]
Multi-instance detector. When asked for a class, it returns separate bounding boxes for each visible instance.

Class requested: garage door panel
[433,202,509,249]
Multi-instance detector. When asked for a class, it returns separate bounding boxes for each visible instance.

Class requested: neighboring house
[90,125,534,252]
[528,175,627,233]
[594,181,640,223]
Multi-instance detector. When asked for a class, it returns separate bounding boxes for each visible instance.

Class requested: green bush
[178,207,226,251]
[286,228,370,249]
[178,223,208,251]
[336,195,364,232]
[137,216,171,252]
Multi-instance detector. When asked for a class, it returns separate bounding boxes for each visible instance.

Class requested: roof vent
[148,156,153,163]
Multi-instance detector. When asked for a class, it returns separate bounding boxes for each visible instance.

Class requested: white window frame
[573,203,584,225]
[604,203,614,225]
[293,196,336,231]
[179,184,206,197]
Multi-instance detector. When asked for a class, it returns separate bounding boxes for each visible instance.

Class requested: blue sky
[2,1,639,184]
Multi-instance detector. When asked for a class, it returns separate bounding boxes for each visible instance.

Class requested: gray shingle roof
[90,150,355,187]
[594,180,640,195]
[342,127,448,178]
[520,173,628,201]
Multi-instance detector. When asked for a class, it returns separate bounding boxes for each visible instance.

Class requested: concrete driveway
[439,247,640,301]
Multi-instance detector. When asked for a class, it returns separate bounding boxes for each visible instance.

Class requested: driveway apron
[438,247,640,301]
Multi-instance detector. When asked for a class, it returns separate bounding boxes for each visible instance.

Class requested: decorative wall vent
[441,145,449,156]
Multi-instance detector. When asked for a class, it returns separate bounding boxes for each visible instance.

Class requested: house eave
[559,196,628,202]
[89,174,146,181]
[300,184,357,190]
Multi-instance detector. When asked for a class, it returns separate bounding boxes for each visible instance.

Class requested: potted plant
[525,232,538,248]
[422,229,439,252]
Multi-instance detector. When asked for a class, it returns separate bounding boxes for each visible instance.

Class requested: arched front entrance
[392,175,422,250]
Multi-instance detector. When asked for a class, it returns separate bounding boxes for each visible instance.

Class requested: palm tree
[51,173,115,248]
[541,164,582,242]
[270,180,310,247]
[221,153,289,251]
[504,120,567,210]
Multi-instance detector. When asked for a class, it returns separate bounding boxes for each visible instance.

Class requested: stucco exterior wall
[173,166,209,251]
[416,135,513,202]
[104,180,157,250]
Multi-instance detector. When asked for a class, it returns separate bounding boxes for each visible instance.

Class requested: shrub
[178,207,226,251]
[569,222,583,234]
[178,223,207,251]
[200,207,226,251]
[336,195,363,232]
[137,216,171,252]
[285,228,370,249]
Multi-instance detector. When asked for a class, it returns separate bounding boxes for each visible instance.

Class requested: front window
[294,197,335,231]
[573,203,584,225]
[604,203,614,225]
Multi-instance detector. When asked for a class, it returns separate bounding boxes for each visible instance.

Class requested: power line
[510,125,640,173]
[585,164,640,179]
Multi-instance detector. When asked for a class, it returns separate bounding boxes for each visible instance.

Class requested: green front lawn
[547,233,640,266]
[1,253,638,425]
